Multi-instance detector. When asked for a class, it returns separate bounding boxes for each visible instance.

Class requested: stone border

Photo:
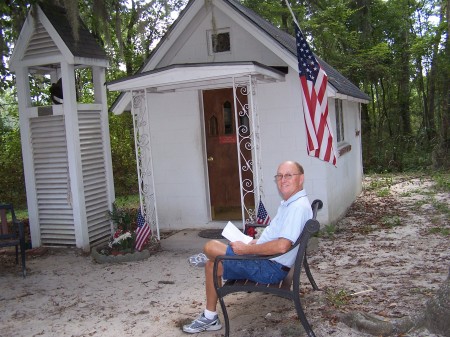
[91,247,153,264]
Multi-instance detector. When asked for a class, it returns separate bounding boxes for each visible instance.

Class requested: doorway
[202,88,253,220]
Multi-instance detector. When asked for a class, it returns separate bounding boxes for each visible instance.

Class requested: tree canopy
[0,0,449,207]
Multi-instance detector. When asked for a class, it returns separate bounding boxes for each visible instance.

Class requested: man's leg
[183,239,227,333]
[203,240,227,312]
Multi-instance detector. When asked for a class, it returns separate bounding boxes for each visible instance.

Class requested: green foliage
[325,288,350,307]
[376,188,391,197]
[114,194,140,209]
[428,227,450,236]
[109,112,138,196]
[108,202,138,232]
[318,223,337,238]
[0,90,26,208]
[366,175,394,191]
[380,215,402,228]
[431,173,450,193]
[431,199,450,215]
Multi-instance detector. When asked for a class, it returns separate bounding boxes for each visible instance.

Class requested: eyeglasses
[274,173,302,181]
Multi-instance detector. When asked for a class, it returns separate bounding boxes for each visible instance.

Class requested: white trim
[108,63,285,92]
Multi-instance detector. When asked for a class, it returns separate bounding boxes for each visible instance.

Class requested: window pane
[223,101,233,134]
[212,32,230,53]
[209,115,218,136]
[335,99,344,142]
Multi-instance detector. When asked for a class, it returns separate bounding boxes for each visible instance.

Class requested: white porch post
[131,90,160,240]
[15,66,41,247]
[61,63,89,250]
[93,66,115,218]
[232,75,263,229]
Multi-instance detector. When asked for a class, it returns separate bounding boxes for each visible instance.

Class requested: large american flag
[295,25,337,166]
[256,200,271,225]
[135,208,151,251]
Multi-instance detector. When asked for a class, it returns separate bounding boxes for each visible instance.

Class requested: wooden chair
[213,199,323,337]
[0,204,26,277]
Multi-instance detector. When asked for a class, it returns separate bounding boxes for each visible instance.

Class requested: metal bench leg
[218,296,230,337]
[293,293,316,337]
[19,224,26,277]
[303,255,319,290]
[15,244,19,264]
[20,241,26,277]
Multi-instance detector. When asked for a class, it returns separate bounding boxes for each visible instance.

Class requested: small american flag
[295,25,337,166]
[135,208,151,251]
[256,200,271,225]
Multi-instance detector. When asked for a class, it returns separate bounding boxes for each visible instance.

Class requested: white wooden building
[108,0,370,235]
[9,3,115,250]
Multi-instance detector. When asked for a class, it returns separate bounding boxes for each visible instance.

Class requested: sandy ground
[0,174,449,337]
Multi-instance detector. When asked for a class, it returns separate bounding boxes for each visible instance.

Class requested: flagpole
[284,0,300,29]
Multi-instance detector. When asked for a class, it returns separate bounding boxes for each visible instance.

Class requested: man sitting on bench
[183,160,313,334]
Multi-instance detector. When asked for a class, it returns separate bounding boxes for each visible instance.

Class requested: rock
[422,270,450,335]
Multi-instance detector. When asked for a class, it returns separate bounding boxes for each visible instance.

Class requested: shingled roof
[223,0,370,101]
[38,2,107,61]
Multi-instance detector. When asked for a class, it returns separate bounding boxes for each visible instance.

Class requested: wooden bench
[213,199,323,337]
[0,204,26,277]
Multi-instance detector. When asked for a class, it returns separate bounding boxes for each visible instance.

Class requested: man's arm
[229,238,292,256]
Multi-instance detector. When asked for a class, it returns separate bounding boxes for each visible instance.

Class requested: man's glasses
[274,173,301,181]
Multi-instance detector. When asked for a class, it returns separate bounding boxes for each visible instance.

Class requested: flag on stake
[135,208,151,251]
[295,25,337,166]
[256,199,271,225]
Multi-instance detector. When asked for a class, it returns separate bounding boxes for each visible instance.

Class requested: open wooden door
[203,88,252,220]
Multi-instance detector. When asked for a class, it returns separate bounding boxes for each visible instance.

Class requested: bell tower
[9,3,114,251]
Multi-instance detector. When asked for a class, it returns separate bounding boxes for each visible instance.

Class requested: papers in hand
[222,221,253,244]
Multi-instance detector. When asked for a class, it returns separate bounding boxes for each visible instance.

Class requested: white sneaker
[188,253,208,267]
[182,313,222,333]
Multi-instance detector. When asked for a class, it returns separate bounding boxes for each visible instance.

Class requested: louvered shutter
[23,17,60,60]
[78,110,111,244]
[31,115,76,245]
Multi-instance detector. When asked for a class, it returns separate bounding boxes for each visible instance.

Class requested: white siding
[145,90,209,230]
[158,7,286,68]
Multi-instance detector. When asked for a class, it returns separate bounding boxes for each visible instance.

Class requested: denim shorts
[222,246,288,284]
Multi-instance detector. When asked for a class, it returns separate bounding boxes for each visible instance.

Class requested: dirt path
[0,174,448,337]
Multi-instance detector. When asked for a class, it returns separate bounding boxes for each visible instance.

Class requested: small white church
[108,0,370,234]
[10,0,370,250]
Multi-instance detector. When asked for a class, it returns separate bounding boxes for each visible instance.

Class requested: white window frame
[335,98,344,143]
[207,28,231,55]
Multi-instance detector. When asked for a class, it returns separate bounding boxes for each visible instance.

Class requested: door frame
[201,76,263,229]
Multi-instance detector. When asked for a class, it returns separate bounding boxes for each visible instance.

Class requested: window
[208,29,231,54]
[335,99,344,142]
[223,101,233,134]
[209,115,218,136]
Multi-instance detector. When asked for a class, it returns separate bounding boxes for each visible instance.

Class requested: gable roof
[141,0,369,101]
[10,2,108,72]
[110,0,369,112]
[38,2,108,61]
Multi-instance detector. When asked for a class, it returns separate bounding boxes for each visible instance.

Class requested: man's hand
[229,241,249,255]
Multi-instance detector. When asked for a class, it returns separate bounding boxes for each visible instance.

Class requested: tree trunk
[432,0,450,168]
[339,270,450,336]
[397,28,411,135]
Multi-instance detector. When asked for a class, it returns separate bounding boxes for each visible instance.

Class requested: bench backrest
[0,204,18,238]
[279,199,322,289]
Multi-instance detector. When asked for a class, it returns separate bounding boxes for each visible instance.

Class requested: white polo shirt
[256,190,312,267]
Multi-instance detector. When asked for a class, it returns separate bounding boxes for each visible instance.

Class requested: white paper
[221,221,253,244]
